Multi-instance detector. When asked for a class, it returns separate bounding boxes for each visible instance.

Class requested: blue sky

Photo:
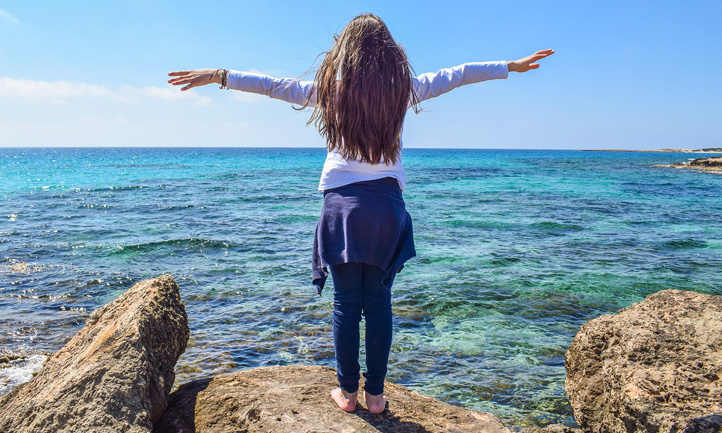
[1,1,720,149]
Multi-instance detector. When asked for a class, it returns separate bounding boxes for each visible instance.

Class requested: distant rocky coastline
[585,148,722,153]
[655,156,722,173]
[1,275,720,432]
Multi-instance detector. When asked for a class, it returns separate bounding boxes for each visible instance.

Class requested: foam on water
[0,353,47,395]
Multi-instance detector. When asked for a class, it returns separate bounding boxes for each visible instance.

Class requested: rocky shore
[585,148,722,153]
[655,156,722,173]
[1,275,720,432]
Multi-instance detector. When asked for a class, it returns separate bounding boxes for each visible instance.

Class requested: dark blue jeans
[330,262,395,396]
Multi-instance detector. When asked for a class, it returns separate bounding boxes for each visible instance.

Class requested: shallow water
[1,148,721,428]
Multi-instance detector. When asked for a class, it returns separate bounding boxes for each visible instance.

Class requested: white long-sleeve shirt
[226,61,509,191]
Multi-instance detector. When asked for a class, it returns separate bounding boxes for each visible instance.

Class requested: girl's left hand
[508,49,554,73]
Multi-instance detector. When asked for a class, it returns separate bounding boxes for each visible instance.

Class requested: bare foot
[331,388,358,412]
[364,391,387,414]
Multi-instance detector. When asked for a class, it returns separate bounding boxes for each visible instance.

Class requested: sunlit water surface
[1,148,721,428]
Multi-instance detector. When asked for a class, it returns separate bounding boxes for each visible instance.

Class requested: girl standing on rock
[169,13,552,414]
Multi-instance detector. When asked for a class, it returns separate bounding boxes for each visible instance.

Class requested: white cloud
[0,78,118,99]
[133,85,212,106]
[0,77,211,105]
[0,9,19,24]
[112,114,129,124]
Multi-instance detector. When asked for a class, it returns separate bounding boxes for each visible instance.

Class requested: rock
[689,156,722,167]
[154,365,512,433]
[520,425,582,433]
[0,274,189,433]
[663,156,722,172]
[565,289,722,433]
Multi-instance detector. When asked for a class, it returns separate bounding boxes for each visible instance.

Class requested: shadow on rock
[353,409,431,433]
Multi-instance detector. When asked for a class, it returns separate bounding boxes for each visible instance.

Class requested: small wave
[212,173,241,181]
[275,214,317,224]
[155,204,201,212]
[0,352,47,397]
[67,185,153,193]
[113,238,233,254]
[489,256,522,266]
[530,221,585,232]
[97,163,186,169]
[0,259,45,274]
[444,220,517,229]
[661,238,708,249]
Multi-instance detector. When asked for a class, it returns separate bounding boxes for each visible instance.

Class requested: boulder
[565,289,722,433]
[0,274,189,433]
[154,365,512,433]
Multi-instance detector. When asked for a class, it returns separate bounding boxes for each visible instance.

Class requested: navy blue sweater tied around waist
[312,177,416,295]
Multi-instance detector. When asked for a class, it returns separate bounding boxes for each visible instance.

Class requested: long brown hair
[300,13,419,165]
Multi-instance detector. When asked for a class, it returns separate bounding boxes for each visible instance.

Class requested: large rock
[565,289,722,433]
[154,365,511,433]
[0,275,189,433]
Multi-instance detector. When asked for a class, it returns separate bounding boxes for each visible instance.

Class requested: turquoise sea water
[1,148,721,428]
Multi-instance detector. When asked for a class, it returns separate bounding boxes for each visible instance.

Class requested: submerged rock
[565,289,722,433]
[0,274,189,433]
[154,365,512,433]
[520,425,582,433]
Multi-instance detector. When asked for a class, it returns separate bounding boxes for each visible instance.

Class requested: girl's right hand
[507,49,554,73]
[168,69,222,91]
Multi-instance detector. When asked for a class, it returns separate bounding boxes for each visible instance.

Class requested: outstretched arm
[412,49,554,103]
[168,69,316,106]
[413,61,508,103]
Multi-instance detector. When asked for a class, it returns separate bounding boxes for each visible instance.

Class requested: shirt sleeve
[412,61,509,103]
[226,70,317,106]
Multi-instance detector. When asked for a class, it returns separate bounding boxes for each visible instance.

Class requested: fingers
[168,74,207,87]
[168,76,198,92]
[171,77,203,90]
[168,79,189,86]
[525,50,554,62]
[524,49,554,71]
[533,49,554,57]
[168,76,195,85]
[168,70,202,91]
[168,68,216,91]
